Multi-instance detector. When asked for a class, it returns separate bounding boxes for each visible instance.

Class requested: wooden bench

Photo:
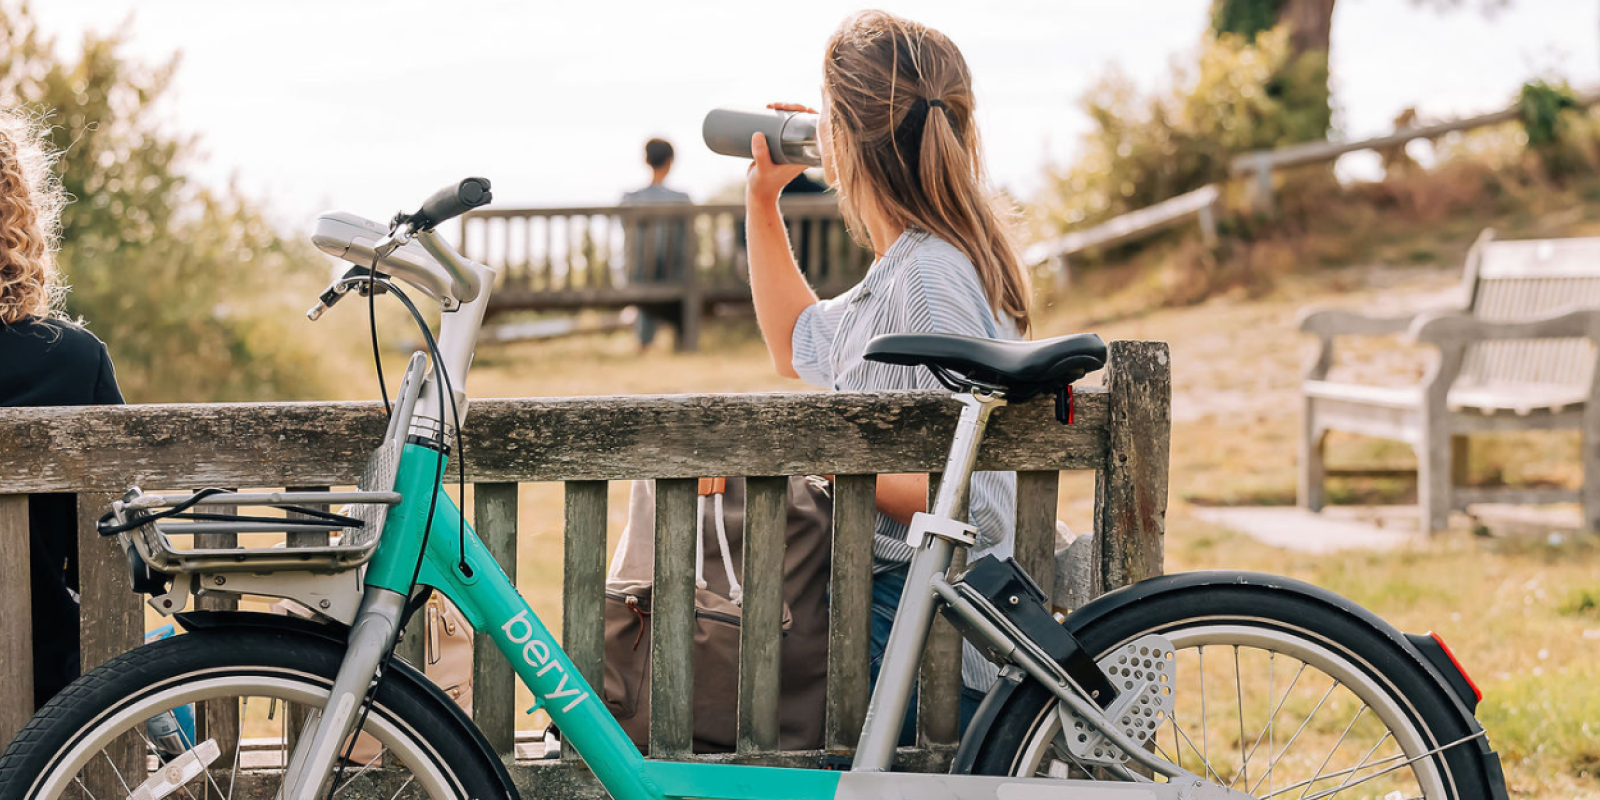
[1299,231,1600,532]
[0,341,1169,796]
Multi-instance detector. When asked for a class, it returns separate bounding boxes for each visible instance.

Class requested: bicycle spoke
[173,711,230,800]
[1258,752,1408,800]
[1298,730,1483,800]
[1297,704,1367,799]
[387,776,416,800]
[1231,661,1308,790]
[1169,714,1227,784]
[1324,732,1401,796]
[1233,645,1247,790]
[71,776,97,800]
[333,749,387,797]
[98,750,133,795]
[1250,678,1341,796]
[1198,645,1209,775]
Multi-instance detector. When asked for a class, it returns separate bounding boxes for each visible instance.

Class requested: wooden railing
[460,197,871,350]
[1025,185,1222,289]
[1230,89,1600,215]
[0,341,1170,796]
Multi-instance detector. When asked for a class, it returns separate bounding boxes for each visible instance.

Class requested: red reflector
[1428,631,1483,703]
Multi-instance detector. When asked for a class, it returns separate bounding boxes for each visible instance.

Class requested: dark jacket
[1,317,124,709]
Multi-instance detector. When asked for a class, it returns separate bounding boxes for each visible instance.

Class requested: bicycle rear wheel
[0,625,508,800]
[969,582,1500,799]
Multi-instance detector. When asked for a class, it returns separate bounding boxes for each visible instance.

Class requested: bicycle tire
[0,625,512,800]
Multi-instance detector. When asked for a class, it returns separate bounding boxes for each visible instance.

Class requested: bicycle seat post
[851,389,1005,772]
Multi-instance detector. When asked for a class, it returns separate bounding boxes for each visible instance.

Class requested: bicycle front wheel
[969,580,1500,799]
[0,624,509,800]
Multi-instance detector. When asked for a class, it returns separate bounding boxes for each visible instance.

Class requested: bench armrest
[1297,307,1429,381]
[1297,307,1420,338]
[1410,307,1600,346]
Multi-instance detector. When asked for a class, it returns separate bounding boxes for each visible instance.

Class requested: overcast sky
[30,0,1600,232]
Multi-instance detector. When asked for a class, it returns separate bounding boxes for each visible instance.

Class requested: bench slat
[0,495,32,753]
[650,479,697,757]
[737,477,787,754]
[917,474,965,748]
[75,491,143,797]
[824,475,875,752]
[476,482,520,758]
[0,391,1110,493]
[1014,471,1061,606]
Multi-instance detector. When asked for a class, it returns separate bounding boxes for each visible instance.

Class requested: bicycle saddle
[864,332,1107,398]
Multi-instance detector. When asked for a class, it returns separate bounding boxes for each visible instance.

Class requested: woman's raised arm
[745,130,817,379]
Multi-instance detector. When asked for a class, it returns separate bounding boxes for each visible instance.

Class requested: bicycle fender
[174,609,519,800]
[950,570,1505,799]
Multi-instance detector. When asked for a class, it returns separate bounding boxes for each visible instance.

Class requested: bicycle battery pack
[955,555,1117,708]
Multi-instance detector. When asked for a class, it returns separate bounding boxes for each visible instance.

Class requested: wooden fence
[1231,89,1600,215]
[1024,184,1222,289]
[460,197,871,350]
[0,341,1169,796]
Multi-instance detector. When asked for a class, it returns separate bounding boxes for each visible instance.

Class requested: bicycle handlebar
[408,177,493,232]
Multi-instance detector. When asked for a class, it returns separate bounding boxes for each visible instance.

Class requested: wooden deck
[461,197,872,350]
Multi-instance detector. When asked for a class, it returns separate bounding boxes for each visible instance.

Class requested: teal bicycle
[0,180,1507,800]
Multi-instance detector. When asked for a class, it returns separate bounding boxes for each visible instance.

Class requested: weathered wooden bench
[0,341,1168,796]
[1299,231,1600,532]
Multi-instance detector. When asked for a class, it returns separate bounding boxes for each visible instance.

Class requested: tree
[0,1,334,402]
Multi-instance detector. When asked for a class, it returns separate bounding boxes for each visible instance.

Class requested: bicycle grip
[410,177,493,230]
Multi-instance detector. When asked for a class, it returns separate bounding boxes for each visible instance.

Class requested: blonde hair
[0,109,66,325]
[823,10,1031,333]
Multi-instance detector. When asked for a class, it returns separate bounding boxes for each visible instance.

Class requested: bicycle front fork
[278,586,409,800]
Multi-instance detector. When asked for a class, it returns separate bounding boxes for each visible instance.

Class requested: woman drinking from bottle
[744,9,1029,737]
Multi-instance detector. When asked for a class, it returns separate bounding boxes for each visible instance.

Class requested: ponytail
[824,10,1032,333]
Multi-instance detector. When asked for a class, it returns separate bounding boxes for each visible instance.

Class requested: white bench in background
[1299,231,1600,532]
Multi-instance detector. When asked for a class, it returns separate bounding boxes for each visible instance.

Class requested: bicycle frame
[274,224,1221,800]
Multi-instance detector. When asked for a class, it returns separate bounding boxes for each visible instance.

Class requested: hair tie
[927,99,947,111]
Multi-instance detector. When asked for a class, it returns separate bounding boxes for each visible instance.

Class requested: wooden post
[475,482,519,758]
[562,480,607,761]
[1093,342,1171,594]
[917,475,964,748]
[1250,153,1275,217]
[650,479,697,757]
[195,501,241,770]
[0,495,32,752]
[824,475,875,752]
[75,491,143,795]
[736,477,786,754]
[1013,471,1061,606]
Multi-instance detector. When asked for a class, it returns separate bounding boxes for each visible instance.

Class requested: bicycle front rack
[107,351,430,575]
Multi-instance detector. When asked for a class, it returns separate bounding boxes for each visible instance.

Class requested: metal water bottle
[702,107,822,167]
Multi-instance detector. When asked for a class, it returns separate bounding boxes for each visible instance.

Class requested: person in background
[743,10,1029,738]
[620,138,692,350]
[0,109,124,710]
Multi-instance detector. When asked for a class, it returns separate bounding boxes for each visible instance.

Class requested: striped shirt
[791,228,1017,691]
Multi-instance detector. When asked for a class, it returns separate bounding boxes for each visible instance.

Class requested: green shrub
[1033,27,1329,238]
[1,1,338,402]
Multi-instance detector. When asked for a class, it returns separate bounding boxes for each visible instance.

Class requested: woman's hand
[746,103,815,205]
[746,132,809,205]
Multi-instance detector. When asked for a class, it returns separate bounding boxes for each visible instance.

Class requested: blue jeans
[868,564,986,746]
